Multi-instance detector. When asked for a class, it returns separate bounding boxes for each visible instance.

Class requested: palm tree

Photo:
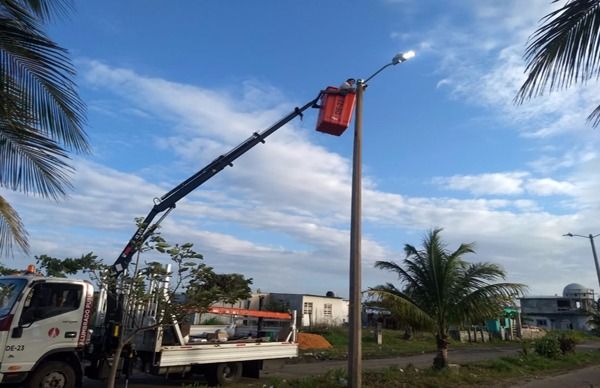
[0,0,88,255]
[370,228,525,369]
[516,0,600,126]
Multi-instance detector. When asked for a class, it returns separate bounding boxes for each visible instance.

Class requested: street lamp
[348,51,415,388]
[563,232,600,290]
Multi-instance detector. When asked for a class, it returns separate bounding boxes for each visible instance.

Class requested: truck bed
[157,340,298,367]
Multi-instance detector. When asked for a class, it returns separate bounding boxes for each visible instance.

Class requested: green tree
[105,223,251,388]
[0,0,88,255]
[185,272,253,318]
[0,262,18,275]
[105,236,205,388]
[516,0,600,126]
[370,228,525,369]
[35,252,101,277]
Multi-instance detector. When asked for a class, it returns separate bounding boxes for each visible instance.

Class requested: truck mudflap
[0,371,28,384]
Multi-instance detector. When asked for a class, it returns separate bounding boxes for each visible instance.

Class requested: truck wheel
[27,361,77,388]
[215,362,242,385]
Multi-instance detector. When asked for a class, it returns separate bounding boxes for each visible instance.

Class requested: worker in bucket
[339,78,356,93]
[322,78,356,97]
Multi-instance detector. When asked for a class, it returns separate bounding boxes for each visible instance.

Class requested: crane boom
[111,93,322,277]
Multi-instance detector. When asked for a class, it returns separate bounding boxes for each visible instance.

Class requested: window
[536,319,547,327]
[324,303,332,317]
[556,300,570,311]
[303,302,313,315]
[20,283,82,324]
[0,279,26,317]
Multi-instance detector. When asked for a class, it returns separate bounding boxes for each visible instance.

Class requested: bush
[518,341,532,356]
[558,333,576,355]
[534,335,561,358]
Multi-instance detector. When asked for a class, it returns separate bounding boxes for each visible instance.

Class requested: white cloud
[525,178,576,196]
[433,171,577,198]
[528,146,597,174]
[415,0,600,140]
[433,172,527,195]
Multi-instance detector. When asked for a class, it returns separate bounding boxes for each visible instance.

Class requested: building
[520,283,595,331]
[245,291,349,328]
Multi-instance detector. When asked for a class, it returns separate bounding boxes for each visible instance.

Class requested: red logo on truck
[48,327,60,338]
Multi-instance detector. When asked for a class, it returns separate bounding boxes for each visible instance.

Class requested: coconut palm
[516,0,600,126]
[370,229,525,369]
[0,0,87,255]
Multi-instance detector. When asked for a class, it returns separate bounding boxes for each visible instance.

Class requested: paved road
[84,342,600,387]
[513,364,600,388]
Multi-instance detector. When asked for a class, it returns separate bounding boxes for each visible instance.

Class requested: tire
[213,362,242,385]
[27,361,77,388]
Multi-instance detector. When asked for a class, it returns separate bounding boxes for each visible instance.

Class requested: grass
[234,349,600,387]
[299,327,517,361]
[301,327,435,360]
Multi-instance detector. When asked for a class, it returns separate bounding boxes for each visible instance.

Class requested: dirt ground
[296,332,332,350]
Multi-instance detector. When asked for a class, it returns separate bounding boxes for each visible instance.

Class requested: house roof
[269,292,346,300]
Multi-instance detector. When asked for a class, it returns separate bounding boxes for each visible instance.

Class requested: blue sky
[3,0,600,298]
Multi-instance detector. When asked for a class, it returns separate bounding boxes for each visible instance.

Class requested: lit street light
[348,51,415,388]
[563,232,600,290]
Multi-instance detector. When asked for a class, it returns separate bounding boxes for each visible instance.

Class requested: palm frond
[588,102,600,126]
[0,0,82,256]
[516,0,600,102]
[1,1,73,25]
[452,283,526,324]
[0,75,72,197]
[0,18,88,151]
[0,195,29,255]
[368,285,435,330]
[462,262,507,283]
[375,260,424,291]
[0,120,72,197]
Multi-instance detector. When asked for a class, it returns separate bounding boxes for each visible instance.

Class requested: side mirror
[11,326,22,338]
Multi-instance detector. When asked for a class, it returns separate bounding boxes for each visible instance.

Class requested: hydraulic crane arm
[111,92,322,277]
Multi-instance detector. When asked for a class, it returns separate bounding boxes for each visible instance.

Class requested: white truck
[0,93,324,387]
[0,272,297,386]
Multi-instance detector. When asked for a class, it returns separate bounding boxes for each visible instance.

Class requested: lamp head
[564,233,574,237]
[392,50,416,65]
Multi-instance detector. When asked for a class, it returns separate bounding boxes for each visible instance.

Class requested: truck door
[2,281,90,373]
[0,278,28,369]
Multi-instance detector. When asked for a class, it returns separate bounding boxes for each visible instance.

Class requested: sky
[3,0,600,299]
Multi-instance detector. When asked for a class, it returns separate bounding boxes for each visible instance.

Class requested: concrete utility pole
[347,51,415,388]
[348,78,363,388]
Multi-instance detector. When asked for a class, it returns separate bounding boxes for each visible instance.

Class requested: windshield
[0,279,26,317]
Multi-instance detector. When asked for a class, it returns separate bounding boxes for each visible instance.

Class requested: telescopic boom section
[111,93,322,277]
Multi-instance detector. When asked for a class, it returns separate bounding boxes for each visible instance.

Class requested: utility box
[315,87,356,136]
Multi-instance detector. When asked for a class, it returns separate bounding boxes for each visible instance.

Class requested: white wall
[300,295,348,327]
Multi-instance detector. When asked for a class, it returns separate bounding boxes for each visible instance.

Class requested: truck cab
[0,270,94,387]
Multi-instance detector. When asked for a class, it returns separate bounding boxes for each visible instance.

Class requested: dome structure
[562,283,594,299]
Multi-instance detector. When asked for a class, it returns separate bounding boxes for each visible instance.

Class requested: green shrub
[558,333,576,354]
[518,341,532,356]
[534,335,561,358]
